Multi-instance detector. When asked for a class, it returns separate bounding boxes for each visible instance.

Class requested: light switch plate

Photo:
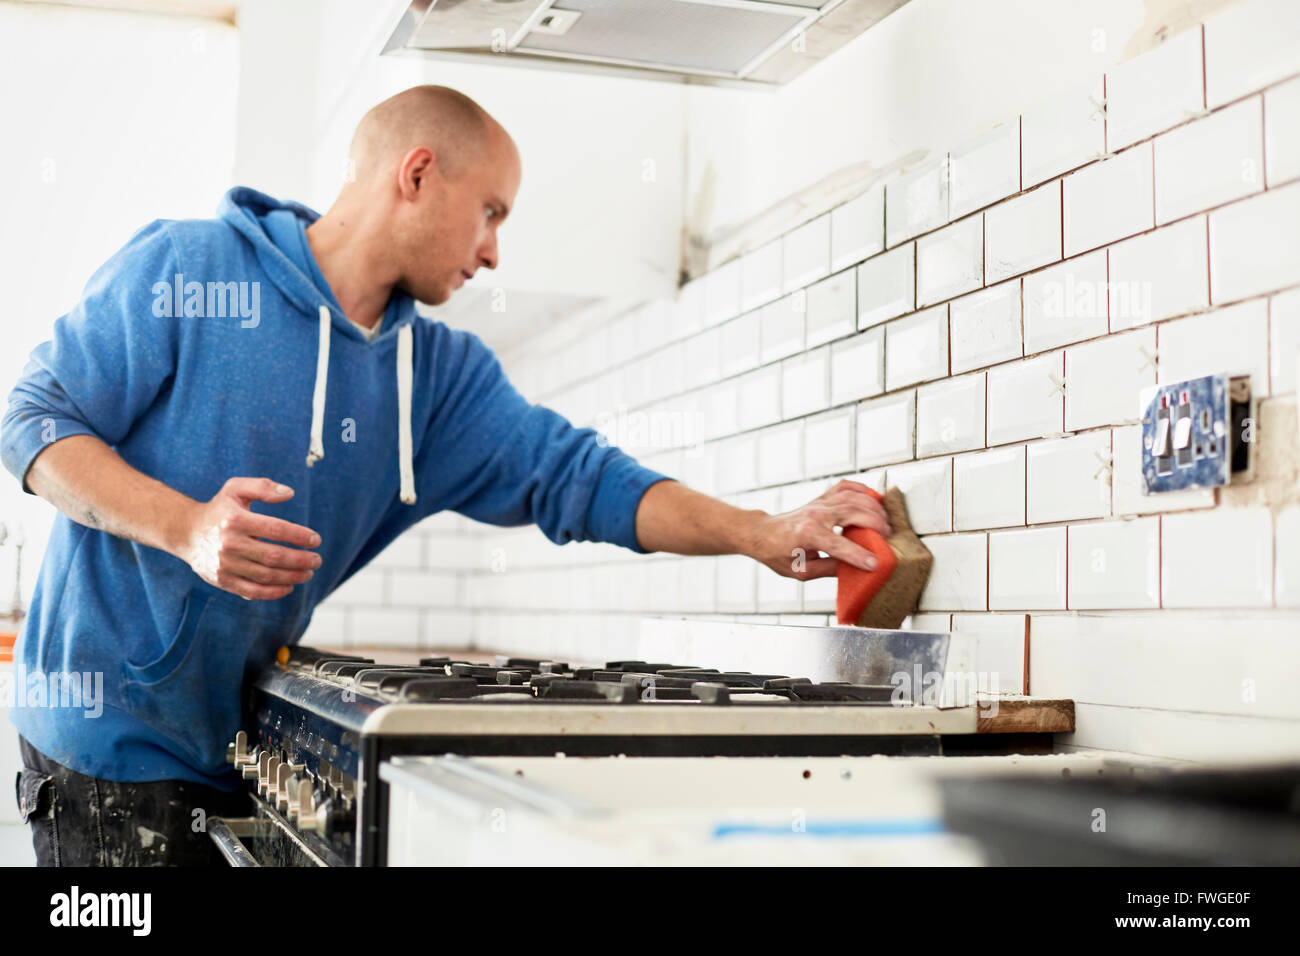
[1139,373,1253,493]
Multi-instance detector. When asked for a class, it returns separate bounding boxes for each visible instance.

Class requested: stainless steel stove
[210,620,994,866]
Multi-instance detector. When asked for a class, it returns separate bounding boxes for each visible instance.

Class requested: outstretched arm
[633,477,892,580]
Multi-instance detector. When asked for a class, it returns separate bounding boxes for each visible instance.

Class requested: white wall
[0,1,240,613]
[310,0,1300,764]
[0,1,240,840]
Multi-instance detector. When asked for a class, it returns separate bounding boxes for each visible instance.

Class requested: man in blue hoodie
[3,85,889,865]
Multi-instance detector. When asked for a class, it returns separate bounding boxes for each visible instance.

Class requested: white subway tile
[1026,431,1111,524]
[643,342,684,402]
[917,533,988,611]
[806,268,857,347]
[757,562,803,612]
[1265,76,1300,185]
[1204,0,1300,108]
[954,445,1026,531]
[606,311,638,365]
[1063,142,1155,256]
[636,301,671,356]
[950,281,1023,373]
[778,478,831,512]
[984,181,1061,284]
[801,574,837,613]
[950,121,1020,218]
[1208,180,1300,302]
[856,390,915,468]
[672,279,705,341]
[856,244,915,329]
[350,608,422,648]
[684,326,723,389]
[1067,517,1160,609]
[739,238,783,313]
[1021,76,1106,187]
[1064,327,1156,430]
[1158,299,1271,396]
[1154,97,1264,224]
[1162,507,1274,607]
[302,606,349,649]
[886,156,949,247]
[718,309,761,377]
[831,184,886,271]
[1111,423,1215,515]
[989,526,1066,610]
[757,421,803,487]
[759,293,806,364]
[1023,250,1109,353]
[703,258,741,327]
[781,348,830,420]
[700,381,739,440]
[716,554,757,612]
[987,352,1064,445]
[1271,287,1300,393]
[330,568,385,604]
[716,433,757,492]
[783,214,831,293]
[804,407,855,478]
[884,456,953,534]
[372,533,424,569]
[736,365,782,431]
[916,372,986,457]
[850,468,888,494]
[905,613,952,632]
[389,571,459,607]
[829,326,885,405]
[677,557,716,612]
[951,613,1026,695]
[1105,27,1204,150]
[917,214,984,306]
[885,304,949,390]
[1276,505,1300,607]
[1107,216,1209,329]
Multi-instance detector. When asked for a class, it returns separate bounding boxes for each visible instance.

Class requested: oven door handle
[208,817,264,867]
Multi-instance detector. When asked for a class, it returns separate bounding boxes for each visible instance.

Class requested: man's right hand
[182,478,322,601]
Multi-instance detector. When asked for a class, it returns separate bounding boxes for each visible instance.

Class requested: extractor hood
[381,0,911,87]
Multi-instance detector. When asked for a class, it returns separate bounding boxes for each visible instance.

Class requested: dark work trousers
[14,735,250,866]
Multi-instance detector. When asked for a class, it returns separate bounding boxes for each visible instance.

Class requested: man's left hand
[743,479,892,581]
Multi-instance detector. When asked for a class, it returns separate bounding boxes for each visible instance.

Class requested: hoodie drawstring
[305,304,417,506]
[396,323,417,505]
[306,305,330,468]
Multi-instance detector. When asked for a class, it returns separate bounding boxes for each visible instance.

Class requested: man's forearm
[633,479,765,558]
[25,434,199,559]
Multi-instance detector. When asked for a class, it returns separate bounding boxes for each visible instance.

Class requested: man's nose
[479,234,499,270]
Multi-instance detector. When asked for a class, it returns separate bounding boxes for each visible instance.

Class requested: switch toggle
[1153,416,1171,457]
[1140,373,1253,494]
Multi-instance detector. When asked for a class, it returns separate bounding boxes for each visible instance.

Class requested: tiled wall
[310,2,1300,761]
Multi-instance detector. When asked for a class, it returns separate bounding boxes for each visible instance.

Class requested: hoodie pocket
[120,588,264,773]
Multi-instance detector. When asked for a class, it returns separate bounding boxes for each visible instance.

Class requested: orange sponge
[836,487,933,629]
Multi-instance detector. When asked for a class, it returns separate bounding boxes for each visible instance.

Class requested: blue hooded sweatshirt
[1,186,671,789]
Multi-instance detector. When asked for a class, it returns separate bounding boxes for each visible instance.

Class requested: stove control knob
[263,755,281,800]
[275,763,293,813]
[226,730,249,767]
[241,747,264,780]
[288,778,315,825]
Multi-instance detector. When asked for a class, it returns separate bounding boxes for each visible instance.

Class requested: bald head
[349,85,505,184]
[313,84,522,308]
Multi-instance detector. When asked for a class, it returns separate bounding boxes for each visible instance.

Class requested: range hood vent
[382,0,911,87]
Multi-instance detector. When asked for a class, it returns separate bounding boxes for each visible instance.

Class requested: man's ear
[398,146,437,199]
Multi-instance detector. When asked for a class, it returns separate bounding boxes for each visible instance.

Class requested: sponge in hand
[836,486,933,629]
